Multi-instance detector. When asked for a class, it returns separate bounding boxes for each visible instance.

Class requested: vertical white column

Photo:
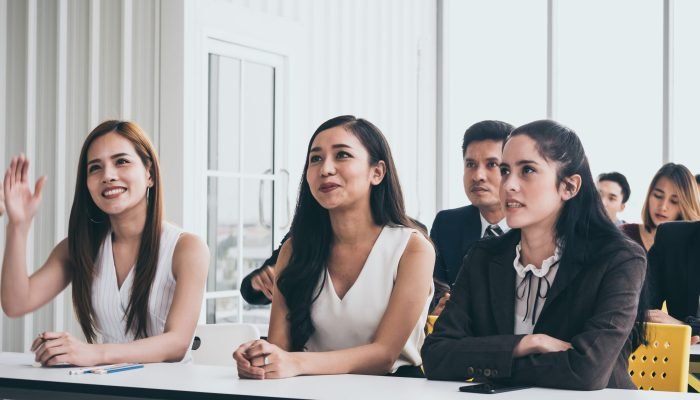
[152,0,161,145]
[0,0,7,349]
[24,0,38,351]
[662,0,673,163]
[53,0,68,333]
[547,0,557,119]
[121,0,132,119]
[88,0,100,128]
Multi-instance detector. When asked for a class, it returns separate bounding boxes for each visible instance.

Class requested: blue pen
[93,364,144,374]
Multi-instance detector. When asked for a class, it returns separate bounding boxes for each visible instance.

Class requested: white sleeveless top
[91,222,191,362]
[305,226,432,372]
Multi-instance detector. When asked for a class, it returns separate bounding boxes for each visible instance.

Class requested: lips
[471,186,489,193]
[654,213,668,221]
[319,183,339,193]
[102,187,127,199]
[505,199,524,209]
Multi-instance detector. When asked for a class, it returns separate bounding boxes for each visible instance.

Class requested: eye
[88,164,101,173]
[653,193,663,200]
[309,155,322,163]
[487,161,499,168]
[499,166,510,176]
[336,151,351,159]
[116,158,130,166]
[670,198,679,205]
[465,161,475,168]
[522,165,535,175]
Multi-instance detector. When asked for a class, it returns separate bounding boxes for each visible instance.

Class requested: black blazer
[240,234,289,306]
[421,230,646,390]
[647,221,700,320]
[430,205,482,285]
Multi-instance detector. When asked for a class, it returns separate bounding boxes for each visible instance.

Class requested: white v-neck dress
[305,226,431,372]
[91,222,191,362]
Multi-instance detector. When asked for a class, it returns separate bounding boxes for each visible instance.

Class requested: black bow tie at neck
[515,260,559,325]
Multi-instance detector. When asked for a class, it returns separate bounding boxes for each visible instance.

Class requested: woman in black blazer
[422,120,647,390]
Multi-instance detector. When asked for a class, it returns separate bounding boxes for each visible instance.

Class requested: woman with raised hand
[620,163,700,252]
[422,120,647,390]
[1,120,208,367]
[233,115,435,379]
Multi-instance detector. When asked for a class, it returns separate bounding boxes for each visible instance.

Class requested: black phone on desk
[459,383,531,394]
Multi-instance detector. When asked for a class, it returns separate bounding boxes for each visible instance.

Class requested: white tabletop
[0,353,694,399]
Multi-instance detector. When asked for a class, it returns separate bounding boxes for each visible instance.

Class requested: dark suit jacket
[240,234,289,306]
[647,221,700,320]
[430,205,482,285]
[421,230,646,390]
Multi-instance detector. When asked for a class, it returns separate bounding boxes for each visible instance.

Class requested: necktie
[484,224,504,238]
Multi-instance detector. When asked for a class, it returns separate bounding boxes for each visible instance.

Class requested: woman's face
[647,176,681,227]
[305,126,384,211]
[499,135,568,232]
[86,132,152,218]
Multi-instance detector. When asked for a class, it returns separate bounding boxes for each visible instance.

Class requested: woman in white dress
[1,120,208,366]
[233,115,435,379]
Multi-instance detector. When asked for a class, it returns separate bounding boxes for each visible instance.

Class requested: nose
[472,165,486,182]
[101,164,118,183]
[502,174,518,192]
[320,158,336,177]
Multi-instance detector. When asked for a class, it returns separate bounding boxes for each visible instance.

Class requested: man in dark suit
[430,120,513,314]
[647,221,700,343]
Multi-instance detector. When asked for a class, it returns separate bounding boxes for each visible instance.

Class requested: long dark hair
[277,115,416,351]
[68,120,163,343]
[507,120,647,348]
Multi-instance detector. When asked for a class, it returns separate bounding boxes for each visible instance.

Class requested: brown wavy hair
[641,163,700,233]
[68,120,163,342]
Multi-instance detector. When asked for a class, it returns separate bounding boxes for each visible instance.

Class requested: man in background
[429,120,513,315]
[597,172,630,226]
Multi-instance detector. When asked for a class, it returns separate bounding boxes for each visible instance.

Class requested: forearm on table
[99,331,192,364]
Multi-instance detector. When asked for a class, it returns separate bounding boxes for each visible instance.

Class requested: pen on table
[94,364,144,374]
[69,363,142,375]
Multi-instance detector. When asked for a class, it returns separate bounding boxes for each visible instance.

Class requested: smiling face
[305,126,385,211]
[462,139,503,212]
[86,132,153,218]
[499,135,570,232]
[647,176,681,227]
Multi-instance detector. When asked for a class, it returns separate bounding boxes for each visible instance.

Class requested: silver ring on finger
[264,356,270,365]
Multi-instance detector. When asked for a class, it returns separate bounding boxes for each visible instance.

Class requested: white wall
[0,0,162,351]
[0,0,437,351]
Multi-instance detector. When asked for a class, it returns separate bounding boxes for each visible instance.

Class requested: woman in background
[422,120,647,390]
[233,115,434,379]
[620,163,700,252]
[1,120,208,367]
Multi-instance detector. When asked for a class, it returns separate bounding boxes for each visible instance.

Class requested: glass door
[205,40,288,329]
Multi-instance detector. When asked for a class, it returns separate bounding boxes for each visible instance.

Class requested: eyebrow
[87,153,132,166]
[464,157,500,162]
[499,159,538,168]
[309,144,353,153]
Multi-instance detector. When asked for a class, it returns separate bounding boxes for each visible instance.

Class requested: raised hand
[3,155,46,227]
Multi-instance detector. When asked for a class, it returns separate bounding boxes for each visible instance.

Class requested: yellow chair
[628,322,690,392]
[425,315,438,335]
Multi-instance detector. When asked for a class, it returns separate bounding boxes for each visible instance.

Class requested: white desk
[0,353,692,399]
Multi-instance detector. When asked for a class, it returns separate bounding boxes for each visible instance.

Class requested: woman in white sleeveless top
[1,121,208,367]
[234,116,434,378]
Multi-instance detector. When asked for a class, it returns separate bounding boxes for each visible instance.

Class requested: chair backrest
[628,322,690,392]
[425,315,438,335]
[191,323,261,366]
